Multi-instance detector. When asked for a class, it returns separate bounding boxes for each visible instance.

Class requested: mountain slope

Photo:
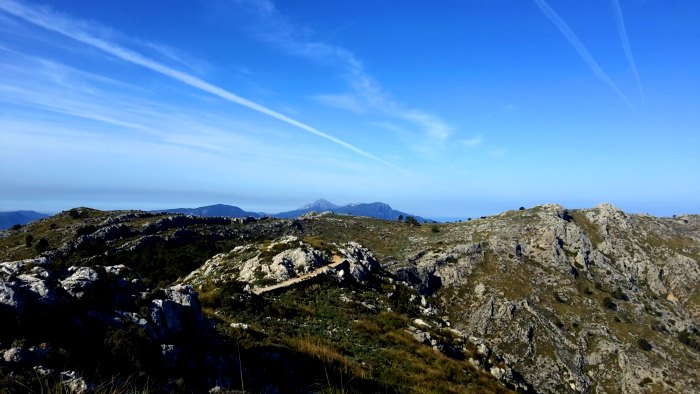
[154,203,261,218]
[275,199,430,222]
[0,210,49,230]
[0,204,698,393]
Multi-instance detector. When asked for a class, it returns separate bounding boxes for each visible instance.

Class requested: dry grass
[570,211,604,247]
[289,337,371,380]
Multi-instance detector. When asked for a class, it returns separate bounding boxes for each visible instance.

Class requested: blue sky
[0,0,698,218]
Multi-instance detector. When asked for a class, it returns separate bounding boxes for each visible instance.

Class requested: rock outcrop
[1,204,698,393]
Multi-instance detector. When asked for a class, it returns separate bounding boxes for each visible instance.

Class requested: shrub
[602,297,617,311]
[519,207,525,210]
[35,238,49,253]
[430,225,440,233]
[612,287,630,301]
[404,216,420,226]
[637,338,652,351]
[25,234,34,247]
[11,224,22,231]
[397,215,403,222]
[76,225,97,236]
[678,330,700,351]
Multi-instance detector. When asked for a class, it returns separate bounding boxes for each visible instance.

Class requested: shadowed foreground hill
[0,204,698,393]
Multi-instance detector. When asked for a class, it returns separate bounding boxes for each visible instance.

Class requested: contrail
[533,0,633,108]
[0,0,397,168]
[610,0,645,105]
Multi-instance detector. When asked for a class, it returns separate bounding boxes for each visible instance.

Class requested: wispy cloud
[487,149,506,159]
[610,0,645,105]
[312,93,366,114]
[233,0,453,151]
[368,121,403,133]
[136,40,212,76]
[533,0,633,108]
[461,135,484,147]
[0,51,382,200]
[0,0,395,168]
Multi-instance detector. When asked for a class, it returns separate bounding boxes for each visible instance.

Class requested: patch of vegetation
[198,274,508,393]
[678,329,700,351]
[570,211,603,247]
[34,238,49,253]
[76,224,97,236]
[637,338,653,351]
[602,297,618,311]
[405,216,421,227]
[90,235,223,288]
[612,287,629,301]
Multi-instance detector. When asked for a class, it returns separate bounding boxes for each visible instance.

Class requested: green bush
[35,238,49,253]
[602,297,617,311]
[678,330,700,351]
[612,287,629,301]
[76,225,97,236]
[637,338,652,351]
[404,216,421,227]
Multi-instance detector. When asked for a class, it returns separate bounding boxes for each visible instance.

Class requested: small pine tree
[397,215,404,222]
[25,234,34,247]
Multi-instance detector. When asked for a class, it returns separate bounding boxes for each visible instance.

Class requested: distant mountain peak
[297,199,339,211]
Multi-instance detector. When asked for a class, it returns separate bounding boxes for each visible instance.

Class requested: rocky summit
[0,204,698,393]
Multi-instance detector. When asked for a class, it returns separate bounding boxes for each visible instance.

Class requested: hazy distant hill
[274,199,431,222]
[0,210,49,230]
[153,204,262,218]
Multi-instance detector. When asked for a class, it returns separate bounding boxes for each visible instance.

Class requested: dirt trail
[253,255,344,295]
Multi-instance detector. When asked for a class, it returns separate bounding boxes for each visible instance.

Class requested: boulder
[60,370,89,393]
[0,282,22,312]
[17,274,57,305]
[150,284,205,339]
[3,347,31,364]
[60,267,99,298]
[341,242,380,281]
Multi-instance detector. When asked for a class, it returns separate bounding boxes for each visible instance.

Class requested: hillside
[0,204,698,393]
[275,199,431,222]
[153,204,262,218]
[151,199,430,223]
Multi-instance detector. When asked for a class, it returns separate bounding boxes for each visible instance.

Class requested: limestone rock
[3,347,30,364]
[60,371,89,394]
[0,282,22,311]
[340,242,380,281]
[17,274,57,305]
[150,284,205,340]
[60,267,99,298]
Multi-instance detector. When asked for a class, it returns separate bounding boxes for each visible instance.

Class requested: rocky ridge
[0,204,698,393]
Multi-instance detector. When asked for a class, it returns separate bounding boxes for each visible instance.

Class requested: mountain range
[0,210,49,230]
[155,198,431,222]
